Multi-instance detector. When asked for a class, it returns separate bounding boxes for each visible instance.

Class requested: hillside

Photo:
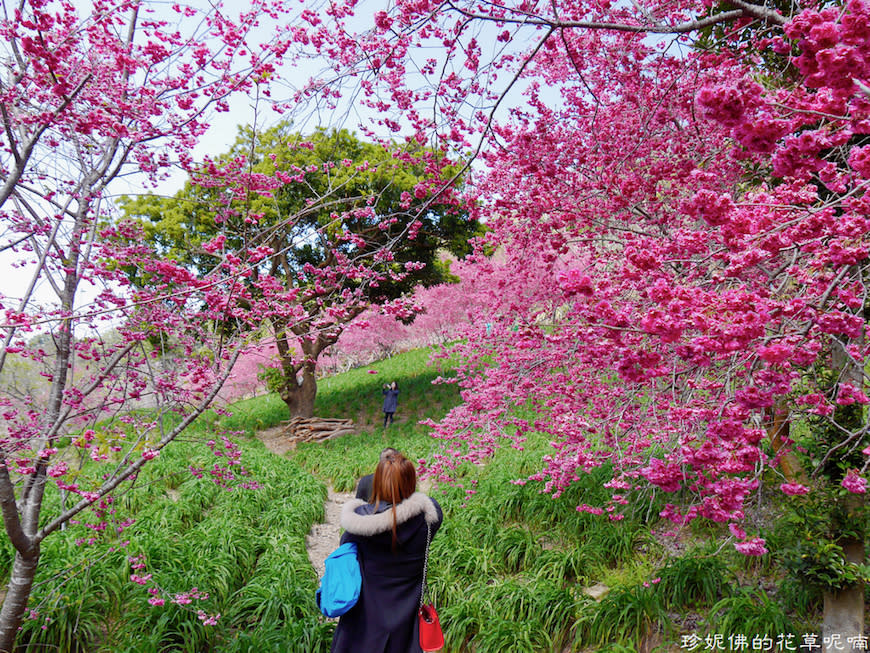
[2,347,841,652]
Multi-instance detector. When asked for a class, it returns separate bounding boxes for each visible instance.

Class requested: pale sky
[0,0,568,318]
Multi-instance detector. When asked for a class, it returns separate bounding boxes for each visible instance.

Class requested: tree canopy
[121,125,480,416]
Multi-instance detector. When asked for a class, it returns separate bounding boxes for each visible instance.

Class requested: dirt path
[256,425,353,579]
[305,487,355,578]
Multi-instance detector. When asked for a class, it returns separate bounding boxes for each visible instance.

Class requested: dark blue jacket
[382,388,399,413]
[355,474,374,502]
[331,493,443,653]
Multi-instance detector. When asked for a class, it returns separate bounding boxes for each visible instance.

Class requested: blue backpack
[316,542,361,618]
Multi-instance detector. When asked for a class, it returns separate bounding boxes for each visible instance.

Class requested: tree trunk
[822,538,865,651]
[823,305,866,648]
[270,303,367,419]
[279,360,318,418]
[765,398,807,484]
[0,547,40,653]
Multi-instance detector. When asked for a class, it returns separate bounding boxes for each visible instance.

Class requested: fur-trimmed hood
[341,492,439,536]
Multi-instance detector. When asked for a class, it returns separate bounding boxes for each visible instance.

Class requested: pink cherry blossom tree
[0,0,339,647]
[304,0,870,641]
[331,272,484,368]
[121,123,475,418]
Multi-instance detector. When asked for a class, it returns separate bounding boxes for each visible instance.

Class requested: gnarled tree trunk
[271,306,367,418]
[279,358,319,418]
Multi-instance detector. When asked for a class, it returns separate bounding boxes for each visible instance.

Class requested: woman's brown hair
[371,451,416,549]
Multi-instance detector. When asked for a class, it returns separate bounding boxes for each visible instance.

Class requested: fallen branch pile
[281,417,356,443]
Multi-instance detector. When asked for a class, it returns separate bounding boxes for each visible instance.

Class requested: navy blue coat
[355,474,374,502]
[330,493,443,653]
[382,388,399,413]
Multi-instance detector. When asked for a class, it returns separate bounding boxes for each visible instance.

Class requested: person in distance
[382,381,400,428]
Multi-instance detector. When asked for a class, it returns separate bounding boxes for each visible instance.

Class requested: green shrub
[656,553,733,609]
[707,586,795,636]
[578,583,668,649]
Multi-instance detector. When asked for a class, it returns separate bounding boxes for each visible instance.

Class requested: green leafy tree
[121,125,479,417]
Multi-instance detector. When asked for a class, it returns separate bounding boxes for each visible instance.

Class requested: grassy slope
[4,346,831,652]
[288,349,825,652]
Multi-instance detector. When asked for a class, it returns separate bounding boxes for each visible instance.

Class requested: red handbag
[418,521,444,652]
[418,603,444,652]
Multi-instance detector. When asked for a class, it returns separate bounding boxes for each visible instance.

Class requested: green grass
[219,392,292,435]
[292,347,461,491]
[3,346,833,652]
[13,420,329,652]
[578,583,669,649]
[707,586,796,637]
[314,346,461,422]
[656,552,734,610]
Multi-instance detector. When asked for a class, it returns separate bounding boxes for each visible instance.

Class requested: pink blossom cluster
[558,269,594,296]
[841,470,867,494]
[310,0,870,557]
[784,0,870,95]
[0,0,386,639]
[189,436,260,491]
[126,555,220,619]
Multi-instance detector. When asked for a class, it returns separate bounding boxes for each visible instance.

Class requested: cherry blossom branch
[36,348,242,542]
[443,2,755,33]
[0,72,94,210]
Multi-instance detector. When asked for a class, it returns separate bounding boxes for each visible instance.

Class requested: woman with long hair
[330,451,443,653]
